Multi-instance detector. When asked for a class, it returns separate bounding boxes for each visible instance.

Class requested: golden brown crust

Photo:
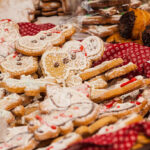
[91,79,143,103]
[104,63,137,81]
[75,116,118,137]
[80,58,123,81]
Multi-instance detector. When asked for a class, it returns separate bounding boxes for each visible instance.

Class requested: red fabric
[67,121,150,150]
[94,43,150,78]
[18,22,55,36]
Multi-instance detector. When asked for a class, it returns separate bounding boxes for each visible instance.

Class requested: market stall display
[0,0,149,150]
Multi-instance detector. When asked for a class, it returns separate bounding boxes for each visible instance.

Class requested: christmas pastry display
[107,8,150,46]
[77,0,150,39]
[0,18,150,150]
[32,0,65,17]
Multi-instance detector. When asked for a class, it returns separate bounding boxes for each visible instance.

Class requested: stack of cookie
[34,0,65,17]
[0,20,150,150]
[106,8,150,46]
[80,0,149,39]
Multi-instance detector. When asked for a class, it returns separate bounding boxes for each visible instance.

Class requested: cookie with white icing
[41,48,88,83]
[15,24,76,56]
[63,36,105,63]
[1,75,56,96]
[37,132,82,150]
[63,40,90,70]
[82,25,118,38]
[0,93,22,111]
[49,24,76,39]
[0,19,20,44]
[104,62,137,81]
[28,86,99,140]
[80,58,123,81]
[36,29,65,46]
[0,126,38,150]
[90,77,143,102]
[40,85,91,113]
[0,109,15,124]
[82,36,105,61]
[40,49,71,82]
[15,35,53,56]
[97,114,143,135]
[15,31,65,56]
[98,96,147,118]
[29,101,99,141]
[0,54,38,77]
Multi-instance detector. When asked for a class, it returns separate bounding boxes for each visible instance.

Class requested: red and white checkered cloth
[94,43,150,78]
[18,23,150,150]
[18,22,55,36]
[67,121,150,150]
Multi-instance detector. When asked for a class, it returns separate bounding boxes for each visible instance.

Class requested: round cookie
[82,36,105,61]
[0,54,38,77]
[63,40,90,71]
[15,35,52,56]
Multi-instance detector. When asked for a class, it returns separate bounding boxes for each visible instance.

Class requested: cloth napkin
[18,22,55,36]
[94,43,150,78]
[67,121,150,150]
[18,23,150,150]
